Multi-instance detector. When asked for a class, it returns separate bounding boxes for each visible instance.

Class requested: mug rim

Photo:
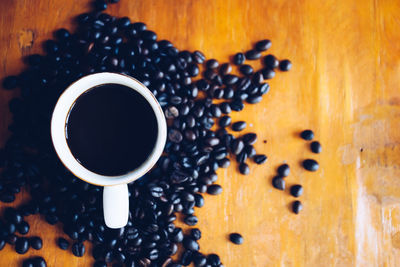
[51,72,167,186]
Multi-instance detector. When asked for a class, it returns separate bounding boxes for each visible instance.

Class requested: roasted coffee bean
[22,259,34,267]
[207,184,222,195]
[15,237,29,254]
[279,59,292,71]
[239,163,250,175]
[218,158,230,168]
[206,59,219,69]
[239,64,254,76]
[261,68,275,79]
[4,208,23,224]
[183,237,200,251]
[272,176,285,190]
[33,256,47,267]
[17,221,30,235]
[194,194,204,208]
[231,139,244,155]
[223,87,234,99]
[277,164,290,177]
[233,52,245,65]
[193,50,206,64]
[207,254,221,265]
[246,95,263,104]
[72,242,85,257]
[0,240,5,251]
[220,102,232,114]
[231,121,246,132]
[252,71,264,84]
[259,83,270,95]
[264,54,279,69]
[253,154,267,164]
[219,63,232,75]
[300,129,314,140]
[236,151,247,163]
[219,116,232,127]
[255,39,272,51]
[57,237,69,250]
[244,145,256,158]
[242,133,257,145]
[181,250,193,266]
[229,233,244,245]
[223,74,239,85]
[303,159,319,171]
[230,99,244,111]
[310,141,322,153]
[0,193,15,203]
[193,253,207,267]
[169,129,183,143]
[245,50,261,60]
[290,185,303,197]
[183,215,197,227]
[94,0,107,11]
[190,228,202,240]
[292,201,303,214]
[29,236,42,250]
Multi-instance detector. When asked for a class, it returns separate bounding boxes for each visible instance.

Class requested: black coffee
[65,83,158,176]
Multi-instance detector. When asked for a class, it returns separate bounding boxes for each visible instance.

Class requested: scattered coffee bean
[233,53,245,65]
[17,221,30,235]
[239,163,250,175]
[184,215,198,226]
[22,259,34,267]
[219,63,232,75]
[29,237,42,250]
[239,64,254,75]
[229,233,243,245]
[303,159,319,171]
[292,201,303,214]
[277,164,290,177]
[231,139,245,155]
[206,59,219,69]
[253,154,267,164]
[15,237,29,254]
[0,240,5,251]
[193,253,207,266]
[255,39,272,51]
[290,185,303,197]
[264,54,279,69]
[300,129,314,140]
[245,50,261,60]
[207,184,223,195]
[310,141,322,153]
[183,237,200,251]
[231,121,246,132]
[57,237,69,250]
[219,116,232,127]
[71,242,85,257]
[261,68,275,79]
[190,228,202,240]
[279,59,292,71]
[272,177,285,190]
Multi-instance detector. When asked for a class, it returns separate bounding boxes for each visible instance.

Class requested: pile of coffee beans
[0,0,293,266]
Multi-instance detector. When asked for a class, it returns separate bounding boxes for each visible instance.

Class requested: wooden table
[1,0,400,266]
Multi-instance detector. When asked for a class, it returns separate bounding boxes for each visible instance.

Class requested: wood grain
[1,0,400,266]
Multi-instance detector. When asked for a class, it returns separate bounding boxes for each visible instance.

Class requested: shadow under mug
[51,72,167,228]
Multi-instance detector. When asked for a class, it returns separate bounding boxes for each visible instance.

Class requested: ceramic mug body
[51,72,167,228]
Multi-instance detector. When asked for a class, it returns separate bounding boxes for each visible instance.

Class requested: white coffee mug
[50,72,167,228]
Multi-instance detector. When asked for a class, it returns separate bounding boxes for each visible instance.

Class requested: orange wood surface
[1,0,400,266]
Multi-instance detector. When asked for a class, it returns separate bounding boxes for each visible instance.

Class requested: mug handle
[103,184,129,228]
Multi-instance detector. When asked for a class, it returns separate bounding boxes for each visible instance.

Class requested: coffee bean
[17,221,30,235]
[231,139,244,155]
[218,158,230,168]
[264,54,279,69]
[279,59,292,71]
[94,0,107,11]
[32,256,47,267]
[303,159,319,171]
[242,133,257,145]
[207,184,222,195]
[239,64,254,75]
[292,201,303,214]
[0,192,15,203]
[231,121,246,132]
[219,63,232,75]
[72,242,85,257]
[219,116,232,127]
[220,102,231,114]
[252,71,264,84]
[259,83,270,95]
[255,39,272,51]
[184,215,198,226]
[253,154,267,164]
[245,50,261,60]
[230,99,244,111]
[194,194,204,208]
[239,163,250,175]
[183,237,200,251]
[22,259,34,267]
[193,50,206,64]
[7,234,17,245]
[193,253,207,267]
[223,74,239,85]
[277,164,290,177]
[290,185,303,197]
[310,141,322,153]
[246,95,263,104]
[169,129,183,143]
[223,87,234,99]
[190,228,202,240]
[181,250,193,266]
[0,239,5,251]
[207,254,221,265]
[29,236,42,250]
[300,129,314,140]
[229,233,243,245]
[206,59,219,69]
[15,237,29,254]
[261,68,275,79]
[57,237,69,250]
[272,176,285,190]
[233,53,245,65]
